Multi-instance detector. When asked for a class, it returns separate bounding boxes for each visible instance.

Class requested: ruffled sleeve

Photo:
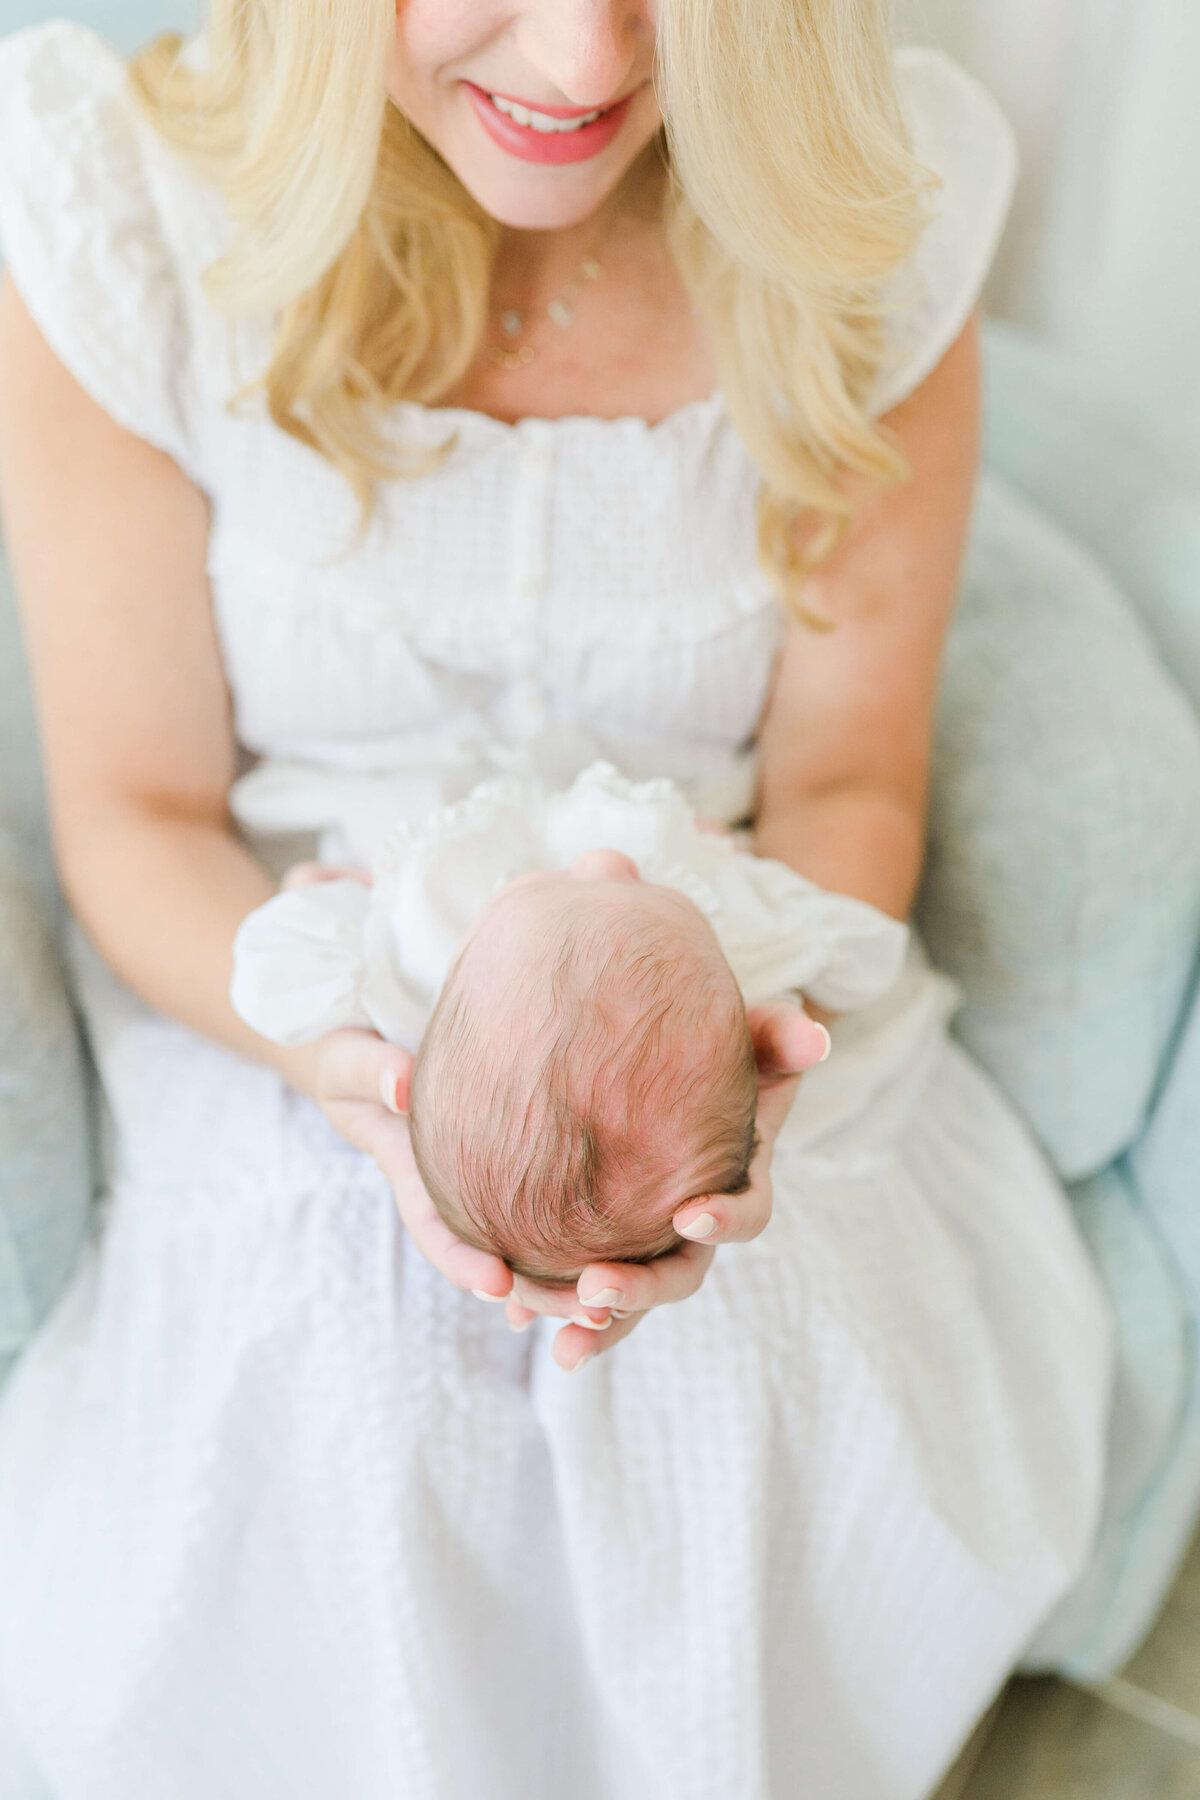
[870,48,1018,416]
[0,22,199,478]
[541,764,911,1013]
[703,853,911,1014]
[231,882,375,1048]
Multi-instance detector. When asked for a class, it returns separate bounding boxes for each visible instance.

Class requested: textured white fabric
[230,762,910,1048]
[0,22,1111,1800]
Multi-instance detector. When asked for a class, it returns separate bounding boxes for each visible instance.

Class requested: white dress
[0,24,1112,1800]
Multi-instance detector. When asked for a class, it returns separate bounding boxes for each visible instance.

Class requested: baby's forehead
[486,864,705,930]
[469,870,709,981]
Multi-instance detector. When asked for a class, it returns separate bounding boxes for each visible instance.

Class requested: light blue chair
[2,0,195,51]
[2,1,1200,1687]
[974,325,1200,1678]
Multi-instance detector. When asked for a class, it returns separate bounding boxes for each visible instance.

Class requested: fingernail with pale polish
[508,1315,534,1332]
[575,1315,613,1331]
[678,1213,718,1240]
[814,1023,832,1063]
[379,1070,401,1114]
[471,1289,506,1303]
[568,1352,595,1374]
[580,1286,623,1308]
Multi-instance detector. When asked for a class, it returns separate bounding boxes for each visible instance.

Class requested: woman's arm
[754,310,982,921]
[0,274,283,1062]
[0,275,515,1299]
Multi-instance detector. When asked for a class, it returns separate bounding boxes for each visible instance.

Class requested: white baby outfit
[0,23,1112,1800]
[229,763,910,1051]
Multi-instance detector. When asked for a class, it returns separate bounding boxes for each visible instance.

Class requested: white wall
[896,0,1200,483]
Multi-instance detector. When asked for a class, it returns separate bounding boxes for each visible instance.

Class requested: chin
[435,146,634,231]
[466,175,626,233]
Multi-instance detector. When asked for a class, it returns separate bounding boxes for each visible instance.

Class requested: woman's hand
[506,1003,830,1371]
[294,1028,517,1299]
[288,1029,663,1333]
[292,1005,827,1368]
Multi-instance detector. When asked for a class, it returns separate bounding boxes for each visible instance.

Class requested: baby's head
[409,850,757,1286]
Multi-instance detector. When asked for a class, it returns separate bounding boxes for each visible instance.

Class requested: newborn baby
[412,850,757,1281]
[232,763,907,1284]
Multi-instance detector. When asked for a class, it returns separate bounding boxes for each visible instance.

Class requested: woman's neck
[489,147,667,310]
[439,147,713,425]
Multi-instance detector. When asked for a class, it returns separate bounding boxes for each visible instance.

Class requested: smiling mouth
[485,93,622,134]
[463,82,638,165]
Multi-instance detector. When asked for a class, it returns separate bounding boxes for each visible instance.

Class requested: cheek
[392,0,509,79]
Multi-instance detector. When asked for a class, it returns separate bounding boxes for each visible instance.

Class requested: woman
[0,2,1110,1795]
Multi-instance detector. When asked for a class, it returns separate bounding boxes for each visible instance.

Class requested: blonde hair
[129,0,937,608]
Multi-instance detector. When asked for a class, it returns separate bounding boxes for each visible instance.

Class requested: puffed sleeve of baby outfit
[0,21,202,482]
[869,48,1018,417]
[231,882,379,1048]
[704,849,911,1014]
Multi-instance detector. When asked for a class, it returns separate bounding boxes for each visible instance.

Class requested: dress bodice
[207,387,785,845]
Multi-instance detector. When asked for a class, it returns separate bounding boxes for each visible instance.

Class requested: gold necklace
[486,254,604,369]
[486,212,621,370]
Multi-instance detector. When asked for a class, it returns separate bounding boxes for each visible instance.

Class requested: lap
[0,944,1112,1800]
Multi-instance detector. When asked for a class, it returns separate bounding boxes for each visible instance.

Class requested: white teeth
[489,94,604,133]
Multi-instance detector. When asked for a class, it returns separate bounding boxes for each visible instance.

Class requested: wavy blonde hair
[130,0,936,609]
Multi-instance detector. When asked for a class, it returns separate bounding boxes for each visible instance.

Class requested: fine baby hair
[408,876,759,1285]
